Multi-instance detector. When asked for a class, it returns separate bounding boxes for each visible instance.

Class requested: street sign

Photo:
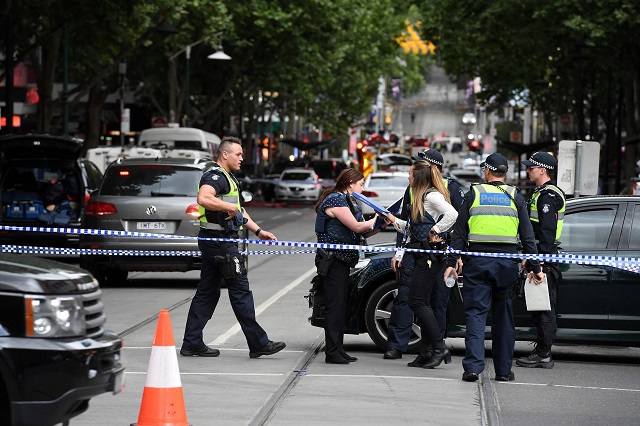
[509,131,522,143]
[557,140,600,196]
[121,108,130,133]
[560,114,572,129]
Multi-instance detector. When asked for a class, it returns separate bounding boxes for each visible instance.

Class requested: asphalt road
[70,205,640,426]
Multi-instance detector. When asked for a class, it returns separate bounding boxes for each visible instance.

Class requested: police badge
[542,204,550,213]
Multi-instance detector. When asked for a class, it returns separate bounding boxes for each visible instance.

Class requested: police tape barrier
[2,225,639,274]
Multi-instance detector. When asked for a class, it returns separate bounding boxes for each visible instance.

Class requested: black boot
[422,343,451,369]
[407,344,433,367]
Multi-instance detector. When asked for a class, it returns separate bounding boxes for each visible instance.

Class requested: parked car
[377,154,413,172]
[358,171,409,218]
[79,157,218,284]
[0,253,124,425]
[275,169,322,203]
[447,168,483,192]
[0,133,103,253]
[307,196,640,352]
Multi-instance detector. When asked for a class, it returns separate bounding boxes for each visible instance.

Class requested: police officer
[384,149,465,360]
[516,152,565,369]
[444,153,544,382]
[181,136,286,359]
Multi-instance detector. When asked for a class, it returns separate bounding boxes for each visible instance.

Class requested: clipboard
[524,275,551,311]
[372,196,403,229]
[352,192,390,216]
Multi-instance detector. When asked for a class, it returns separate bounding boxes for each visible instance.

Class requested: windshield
[282,172,315,181]
[101,166,199,196]
[367,175,408,188]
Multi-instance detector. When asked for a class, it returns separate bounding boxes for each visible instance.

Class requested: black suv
[0,253,124,425]
[308,195,640,352]
[0,134,103,252]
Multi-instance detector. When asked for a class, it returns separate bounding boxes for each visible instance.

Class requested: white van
[85,147,128,174]
[138,127,221,160]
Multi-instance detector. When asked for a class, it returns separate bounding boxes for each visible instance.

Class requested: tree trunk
[82,81,108,155]
[36,21,62,132]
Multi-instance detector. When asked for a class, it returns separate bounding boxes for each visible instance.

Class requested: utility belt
[199,227,239,239]
[405,240,446,264]
[316,248,358,276]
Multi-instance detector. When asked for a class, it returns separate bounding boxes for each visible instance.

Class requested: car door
[555,200,623,336]
[608,199,640,343]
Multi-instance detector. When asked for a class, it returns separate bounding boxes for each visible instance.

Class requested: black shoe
[422,347,452,369]
[326,355,350,364]
[516,352,554,368]
[462,372,479,382]
[495,371,515,381]
[179,345,220,357]
[249,341,286,358]
[340,351,358,362]
[383,348,402,359]
[407,353,431,367]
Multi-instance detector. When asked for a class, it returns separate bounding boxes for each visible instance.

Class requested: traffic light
[468,139,482,153]
[356,141,365,166]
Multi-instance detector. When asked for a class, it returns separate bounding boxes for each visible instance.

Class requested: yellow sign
[362,152,375,177]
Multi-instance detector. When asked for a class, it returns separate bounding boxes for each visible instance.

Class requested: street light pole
[118,62,127,146]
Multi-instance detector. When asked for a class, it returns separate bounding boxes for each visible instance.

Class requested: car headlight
[277,185,287,190]
[25,295,86,338]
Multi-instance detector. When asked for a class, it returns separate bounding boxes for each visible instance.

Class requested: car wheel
[105,269,128,284]
[364,279,422,354]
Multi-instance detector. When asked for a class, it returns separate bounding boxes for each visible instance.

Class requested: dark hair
[314,168,364,212]
[218,136,242,157]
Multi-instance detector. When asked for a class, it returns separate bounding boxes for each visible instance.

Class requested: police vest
[199,167,243,231]
[468,183,519,244]
[529,184,565,241]
[315,192,364,246]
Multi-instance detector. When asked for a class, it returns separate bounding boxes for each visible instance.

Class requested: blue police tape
[1,225,639,274]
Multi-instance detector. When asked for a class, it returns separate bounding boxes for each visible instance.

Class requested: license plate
[137,222,167,230]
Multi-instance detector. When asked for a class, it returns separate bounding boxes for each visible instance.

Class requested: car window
[367,176,408,187]
[561,207,617,250]
[628,205,640,249]
[82,160,103,190]
[101,166,199,196]
[282,172,314,181]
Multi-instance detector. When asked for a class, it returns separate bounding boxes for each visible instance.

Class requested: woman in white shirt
[387,160,458,368]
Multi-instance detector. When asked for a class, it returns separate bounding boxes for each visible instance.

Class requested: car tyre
[364,279,422,354]
[105,269,128,284]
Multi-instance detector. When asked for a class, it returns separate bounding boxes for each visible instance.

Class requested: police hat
[480,153,509,172]
[521,151,557,170]
[411,148,444,169]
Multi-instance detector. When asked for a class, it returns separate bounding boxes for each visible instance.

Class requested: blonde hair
[410,161,451,222]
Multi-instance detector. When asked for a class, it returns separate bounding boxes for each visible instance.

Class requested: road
[71,206,640,426]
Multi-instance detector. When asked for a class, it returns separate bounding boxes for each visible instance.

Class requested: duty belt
[200,222,225,231]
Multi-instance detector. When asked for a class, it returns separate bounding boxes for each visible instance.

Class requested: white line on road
[122,347,304,353]
[209,267,317,346]
[125,372,284,376]
[496,382,640,393]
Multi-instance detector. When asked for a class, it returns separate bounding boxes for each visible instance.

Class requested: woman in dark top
[314,168,388,364]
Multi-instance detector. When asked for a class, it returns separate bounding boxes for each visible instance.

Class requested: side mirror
[241,190,253,203]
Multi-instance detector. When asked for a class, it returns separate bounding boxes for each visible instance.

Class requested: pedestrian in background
[314,168,388,364]
[444,153,544,382]
[181,136,286,359]
[516,152,565,369]
[386,159,458,368]
[383,148,464,360]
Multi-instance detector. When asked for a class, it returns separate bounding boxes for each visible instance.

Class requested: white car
[359,171,409,218]
[462,112,477,125]
[275,169,322,203]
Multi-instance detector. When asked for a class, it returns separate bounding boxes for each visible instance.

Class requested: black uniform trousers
[321,259,351,360]
[407,253,443,348]
[531,264,560,353]
[183,230,269,351]
[462,256,519,376]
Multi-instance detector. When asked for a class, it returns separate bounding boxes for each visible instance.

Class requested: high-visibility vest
[199,166,242,231]
[468,183,519,244]
[529,184,565,241]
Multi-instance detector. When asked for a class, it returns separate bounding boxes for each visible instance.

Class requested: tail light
[362,191,378,197]
[185,204,200,218]
[85,201,117,216]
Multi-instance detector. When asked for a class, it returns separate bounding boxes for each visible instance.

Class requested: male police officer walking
[516,152,565,369]
[181,136,285,359]
[444,153,543,382]
[384,148,465,359]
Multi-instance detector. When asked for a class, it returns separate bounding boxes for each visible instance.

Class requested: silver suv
[79,157,216,284]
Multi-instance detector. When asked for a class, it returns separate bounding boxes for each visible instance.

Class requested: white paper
[524,275,551,311]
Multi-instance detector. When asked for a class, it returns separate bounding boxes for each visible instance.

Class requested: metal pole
[119,62,126,146]
[574,140,583,197]
[185,45,191,126]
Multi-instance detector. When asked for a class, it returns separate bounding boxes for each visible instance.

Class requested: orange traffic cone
[132,310,190,426]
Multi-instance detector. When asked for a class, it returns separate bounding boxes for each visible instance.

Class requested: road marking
[305,374,458,381]
[272,215,283,220]
[125,372,284,376]
[122,347,304,353]
[495,382,640,392]
[209,267,317,346]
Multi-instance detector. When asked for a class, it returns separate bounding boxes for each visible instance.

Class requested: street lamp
[118,62,127,146]
[170,32,231,126]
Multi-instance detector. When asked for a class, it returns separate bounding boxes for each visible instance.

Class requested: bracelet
[254,228,263,237]
[429,229,437,235]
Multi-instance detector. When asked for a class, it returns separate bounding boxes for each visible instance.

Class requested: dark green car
[307,195,640,352]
